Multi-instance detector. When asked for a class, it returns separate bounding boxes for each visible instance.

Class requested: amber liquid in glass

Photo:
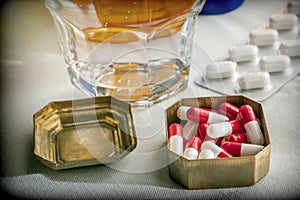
[70,0,195,42]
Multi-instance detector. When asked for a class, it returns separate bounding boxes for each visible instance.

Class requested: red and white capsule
[220,141,264,157]
[177,106,229,124]
[197,123,223,146]
[201,141,232,158]
[182,120,198,140]
[207,120,244,139]
[239,105,265,145]
[198,149,215,159]
[221,133,248,144]
[218,102,240,120]
[183,136,202,160]
[200,107,218,113]
[168,123,184,156]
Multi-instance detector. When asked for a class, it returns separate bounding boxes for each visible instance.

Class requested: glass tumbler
[45,0,206,107]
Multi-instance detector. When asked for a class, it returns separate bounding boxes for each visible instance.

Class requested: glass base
[69,58,189,107]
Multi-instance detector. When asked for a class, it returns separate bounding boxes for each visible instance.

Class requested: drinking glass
[45,0,206,107]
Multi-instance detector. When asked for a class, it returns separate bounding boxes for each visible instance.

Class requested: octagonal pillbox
[165,95,270,189]
[33,96,137,170]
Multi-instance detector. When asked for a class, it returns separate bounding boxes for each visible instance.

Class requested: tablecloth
[1,0,300,199]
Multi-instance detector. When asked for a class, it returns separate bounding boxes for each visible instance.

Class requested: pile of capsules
[168,102,265,160]
[205,1,300,90]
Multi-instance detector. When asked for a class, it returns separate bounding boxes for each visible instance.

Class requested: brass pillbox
[165,95,270,189]
[33,96,137,170]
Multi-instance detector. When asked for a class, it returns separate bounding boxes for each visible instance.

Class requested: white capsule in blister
[259,55,291,73]
[238,71,271,90]
[280,39,300,57]
[250,29,278,46]
[229,45,258,62]
[205,61,237,79]
[269,13,298,30]
[288,1,300,15]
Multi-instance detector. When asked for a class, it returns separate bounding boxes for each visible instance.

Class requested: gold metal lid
[33,96,137,170]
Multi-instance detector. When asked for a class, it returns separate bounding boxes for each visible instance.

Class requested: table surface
[1,0,300,199]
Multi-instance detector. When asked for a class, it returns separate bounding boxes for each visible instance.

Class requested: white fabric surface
[1,0,300,199]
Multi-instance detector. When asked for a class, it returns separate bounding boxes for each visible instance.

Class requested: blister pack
[195,2,300,101]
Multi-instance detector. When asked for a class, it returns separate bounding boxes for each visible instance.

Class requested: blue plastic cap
[201,0,244,15]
